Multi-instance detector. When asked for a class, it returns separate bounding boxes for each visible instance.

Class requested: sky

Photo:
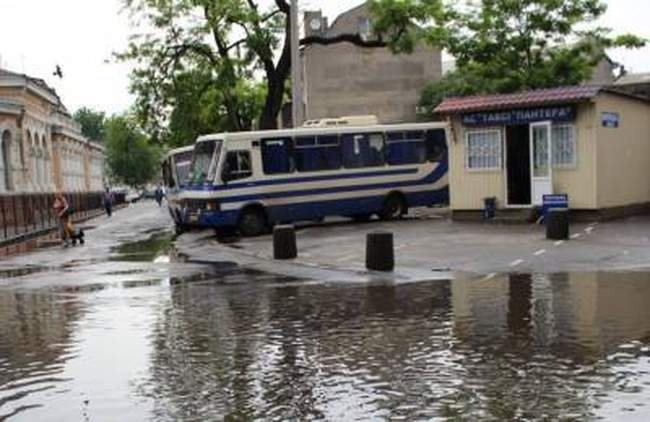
[1,0,649,116]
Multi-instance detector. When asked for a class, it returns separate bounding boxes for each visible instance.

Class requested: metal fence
[0,192,126,244]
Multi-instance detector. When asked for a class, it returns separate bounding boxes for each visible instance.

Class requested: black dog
[69,228,85,246]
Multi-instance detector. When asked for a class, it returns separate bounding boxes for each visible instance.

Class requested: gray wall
[302,4,442,124]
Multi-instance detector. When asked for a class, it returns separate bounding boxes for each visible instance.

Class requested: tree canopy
[367,0,646,113]
[104,115,160,188]
[73,107,106,142]
[118,0,396,139]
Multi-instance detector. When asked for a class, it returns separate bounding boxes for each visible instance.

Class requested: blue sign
[601,112,619,128]
[542,194,569,222]
[462,106,576,126]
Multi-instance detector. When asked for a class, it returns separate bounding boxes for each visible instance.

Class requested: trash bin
[484,197,497,220]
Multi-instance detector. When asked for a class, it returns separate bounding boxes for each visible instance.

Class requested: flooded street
[2,205,650,420]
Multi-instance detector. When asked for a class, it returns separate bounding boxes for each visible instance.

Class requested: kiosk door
[530,121,553,205]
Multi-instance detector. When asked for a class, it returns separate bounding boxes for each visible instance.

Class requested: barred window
[552,125,576,167]
[466,130,502,170]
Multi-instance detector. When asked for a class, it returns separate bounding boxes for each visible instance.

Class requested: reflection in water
[2,273,650,420]
[0,291,85,420]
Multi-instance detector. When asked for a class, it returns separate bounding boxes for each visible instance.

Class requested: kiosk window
[552,124,576,167]
[466,130,502,170]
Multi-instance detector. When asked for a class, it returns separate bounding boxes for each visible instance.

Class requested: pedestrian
[155,185,164,207]
[103,187,113,217]
[53,192,71,246]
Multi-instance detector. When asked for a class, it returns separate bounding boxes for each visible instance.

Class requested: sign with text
[462,106,576,126]
[601,112,620,128]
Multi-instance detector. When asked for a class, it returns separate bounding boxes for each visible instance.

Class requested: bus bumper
[182,209,239,228]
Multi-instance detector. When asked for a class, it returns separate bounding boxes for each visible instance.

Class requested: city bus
[161,145,194,229]
[181,121,449,236]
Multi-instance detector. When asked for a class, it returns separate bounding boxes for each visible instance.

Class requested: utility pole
[290,0,303,128]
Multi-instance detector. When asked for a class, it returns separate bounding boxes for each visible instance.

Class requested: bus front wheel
[379,194,406,221]
[238,207,268,237]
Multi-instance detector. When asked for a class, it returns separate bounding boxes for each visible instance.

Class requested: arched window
[1,130,12,191]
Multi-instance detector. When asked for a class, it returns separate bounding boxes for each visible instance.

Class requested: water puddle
[109,231,174,263]
[0,265,49,279]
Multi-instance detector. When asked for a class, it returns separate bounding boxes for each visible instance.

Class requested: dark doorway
[506,125,531,205]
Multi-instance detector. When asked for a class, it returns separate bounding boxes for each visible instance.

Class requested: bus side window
[342,133,385,169]
[425,129,447,162]
[223,151,253,182]
[295,135,341,172]
[386,131,426,165]
[261,138,294,174]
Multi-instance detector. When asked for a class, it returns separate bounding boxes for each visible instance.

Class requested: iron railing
[0,192,126,244]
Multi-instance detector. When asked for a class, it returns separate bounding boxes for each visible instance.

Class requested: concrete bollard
[273,225,297,260]
[366,231,395,272]
[546,208,570,240]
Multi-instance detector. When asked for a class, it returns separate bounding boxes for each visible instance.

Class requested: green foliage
[104,115,160,188]
[370,0,646,111]
[73,107,106,142]
[117,0,292,136]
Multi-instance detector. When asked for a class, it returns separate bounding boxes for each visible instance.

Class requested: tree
[104,115,160,188]
[369,0,646,111]
[73,107,106,142]
[118,0,394,133]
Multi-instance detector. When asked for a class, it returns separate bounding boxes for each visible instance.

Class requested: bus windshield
[174,150,194,186]
[190,140,222,186]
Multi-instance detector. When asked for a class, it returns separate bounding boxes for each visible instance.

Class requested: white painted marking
[623,250,630,255]
[534,249,546,256]
[482,273,497,281]
[554,240,565,246]
[509,259,524,267]
[336,255,357,262]
[585,227,594,233]
[395,244,407,250]
[571,234,581,239]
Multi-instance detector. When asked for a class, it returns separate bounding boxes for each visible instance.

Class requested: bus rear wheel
[238,207,268,237]
[379,194,406,221]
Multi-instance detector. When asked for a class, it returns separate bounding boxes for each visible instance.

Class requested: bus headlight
[206,200,220,211]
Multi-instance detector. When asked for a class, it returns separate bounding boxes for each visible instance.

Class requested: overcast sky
[1,0,648,116]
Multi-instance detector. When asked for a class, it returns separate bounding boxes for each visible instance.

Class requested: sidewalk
[175,212,650,278]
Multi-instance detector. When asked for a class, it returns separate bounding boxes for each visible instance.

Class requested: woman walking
[53,192,71,246]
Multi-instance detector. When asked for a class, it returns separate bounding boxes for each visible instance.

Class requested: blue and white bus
[181,121,449,236]
[161,145,194,229]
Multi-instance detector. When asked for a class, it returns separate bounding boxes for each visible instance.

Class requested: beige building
[301,3,442,124]
[0,68,104,194]
[434,85,650,219]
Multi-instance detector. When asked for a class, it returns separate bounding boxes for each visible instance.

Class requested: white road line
[482,273,497,281]
[571,234,581,239]
[585,227,594,233]
[395,244,407,250]
[534,249,546,256]
[509,259,524,267]
[336,255,357,262]
[554,240,565,246]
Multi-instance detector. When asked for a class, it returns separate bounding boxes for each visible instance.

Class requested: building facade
[434,86,650,219]
[301,3,442,124]
[0,68,104,194]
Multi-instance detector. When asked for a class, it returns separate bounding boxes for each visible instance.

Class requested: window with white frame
[552,124,576,167]
[466,129,502,170]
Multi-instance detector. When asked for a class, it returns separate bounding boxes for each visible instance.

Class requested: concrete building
[0,68,104,194]
[613,72,650,99]
[301,3,442,124]
[434,85,650,219]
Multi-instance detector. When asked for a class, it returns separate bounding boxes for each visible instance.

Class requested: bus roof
[163,145,194,160]
[194,121,449,144]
